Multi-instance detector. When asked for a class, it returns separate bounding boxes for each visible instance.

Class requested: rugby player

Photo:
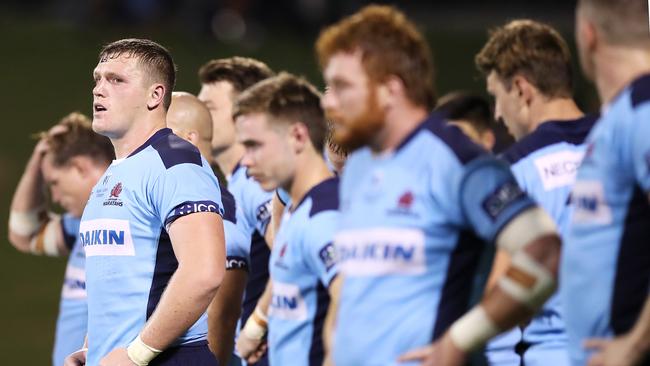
[166,91,251,366]
[436,92,496,151]
[8,112,113,366]
[66,38,225,365]
[475,19,596,366]
[564,0,650,365]
[233,72,341,366]
[197,57,276,366]
[316,5,562,365]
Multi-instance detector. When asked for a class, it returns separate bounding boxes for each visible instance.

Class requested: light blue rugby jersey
[222,187,252,272]
[563,75,650,366]
[80,129,224,365]
[268,177,339,366]
[487,116,596,356]
[53,214,87,366]
[227,163,273,366]
[333,112,537,366]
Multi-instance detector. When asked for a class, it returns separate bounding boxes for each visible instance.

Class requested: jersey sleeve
[151,163,224,229]
[221,188,251,271]
[303,211,339,287]
[241,179,273,236]
[631,108,650,193]
[459,157,537,243]
[224,220,251,271]
[61,213,81,251]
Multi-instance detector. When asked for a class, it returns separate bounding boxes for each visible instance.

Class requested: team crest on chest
[387,189,419,217]
[103,182,125,207]
[274,242,290,270]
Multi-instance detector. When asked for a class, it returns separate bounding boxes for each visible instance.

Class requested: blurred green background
[0,1,596,363]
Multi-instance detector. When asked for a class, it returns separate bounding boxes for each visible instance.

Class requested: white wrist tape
[254,306,268,323]
[9,209,43,236]
[498,251,556,310]
[242,307,268,340]
[449,306,500,352]
[496,207,557,254]
[127,335,162,366]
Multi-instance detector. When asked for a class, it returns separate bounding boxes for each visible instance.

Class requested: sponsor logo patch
[269,281,308,321]
[256,199,272,229]
[482,181,525,220]
[318,242,337,271]
[79,218,136,257]
[226,256,248,270]
[334,227,426,276]
[61,265,87,300]
[571,180,613,224]
[533,150,585,190]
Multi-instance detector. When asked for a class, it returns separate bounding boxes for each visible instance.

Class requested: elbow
[195,263,225,297]
[8,231,31,253]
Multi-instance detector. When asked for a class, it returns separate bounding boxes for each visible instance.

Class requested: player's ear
[186,131,199,145]
[380,75,404,107]
[288,122,310,154]
[513,75,534,106]
[576,9,598,53]
[147,83,166,110]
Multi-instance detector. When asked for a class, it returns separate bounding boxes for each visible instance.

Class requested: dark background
[0,0,597,363]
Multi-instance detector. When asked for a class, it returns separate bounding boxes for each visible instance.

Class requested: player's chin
[334,129,369,152]
[251,174,276,192]
[91,118,109,135]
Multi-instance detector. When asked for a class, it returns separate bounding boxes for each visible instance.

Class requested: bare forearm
[140,266,222,350]
[11,151,47,212]
[484,234,559,329]
[257,280,273,313]
[324,276,342,353]
[8,152,51,252]
[208,270,246,364]
[629,295,650,353]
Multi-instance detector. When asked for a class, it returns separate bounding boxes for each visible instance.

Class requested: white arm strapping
[449,306,500,352]
[495,206,557,254]
[495,206,557,310]
[497,251,556,310]
[8,209,43,236]
[127,335,162,366]
[241,306,268,340]
[28,214,63,256]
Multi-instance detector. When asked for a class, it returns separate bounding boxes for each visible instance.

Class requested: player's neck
[213,143,245,176]
[287,151,334,211]
[111,115,166,159]
[372,104,428,154]
[595,47,650,105]
[529,98,583,134]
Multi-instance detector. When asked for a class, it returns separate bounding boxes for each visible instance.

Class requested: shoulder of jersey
[303,177,340,218]
[500,115,598,165]
[131,129,203,170]
[414,112,486,165]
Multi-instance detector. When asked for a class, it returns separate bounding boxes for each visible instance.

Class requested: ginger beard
[329,82,385,152]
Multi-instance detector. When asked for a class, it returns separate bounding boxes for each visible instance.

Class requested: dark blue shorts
[150,341,218,366]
